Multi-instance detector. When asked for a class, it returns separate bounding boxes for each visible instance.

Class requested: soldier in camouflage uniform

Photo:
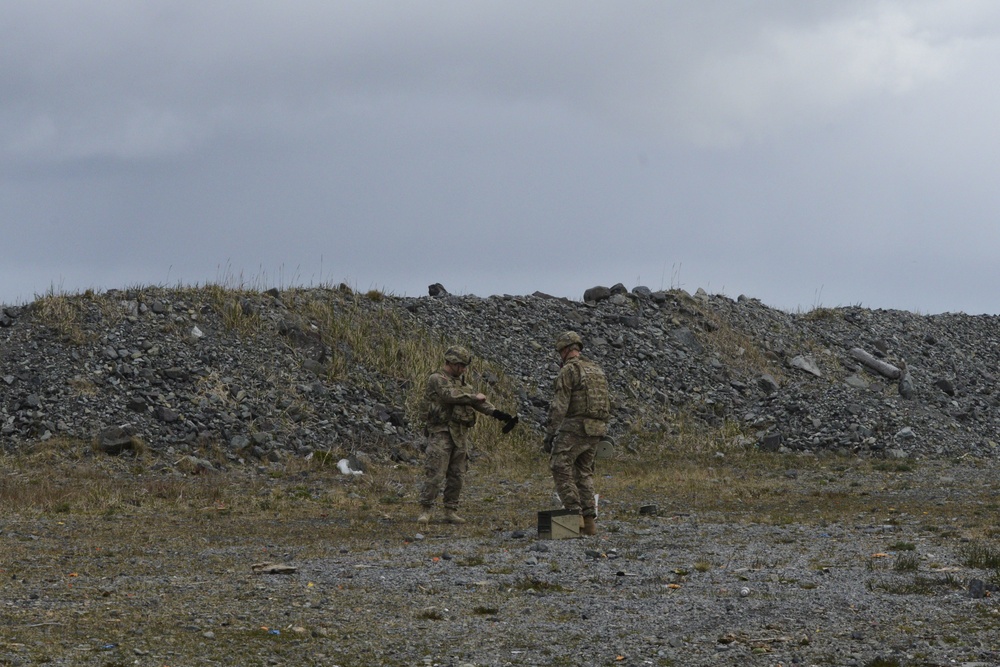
[418,346,515,524]
[545,331,610,536]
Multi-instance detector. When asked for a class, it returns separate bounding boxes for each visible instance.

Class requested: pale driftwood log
[849,348,901,380]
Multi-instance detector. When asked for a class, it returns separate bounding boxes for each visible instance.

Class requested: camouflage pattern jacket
[547,355,610,438]
[424,369,496,440]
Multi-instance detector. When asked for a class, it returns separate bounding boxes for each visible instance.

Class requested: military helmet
[555,331,583,353]
[444,345,472,365]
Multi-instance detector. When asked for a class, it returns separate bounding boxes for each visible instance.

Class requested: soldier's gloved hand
[542,433,555,454]
[491,410,513,422]
[501,414,519,434]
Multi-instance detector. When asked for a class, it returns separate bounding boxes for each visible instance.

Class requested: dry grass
[4,428,985,539]
[2,433,999,664]
[31,289,124,345]
[277,288,528,436]
[801,306,842,321]
[3,395,992,544]
[292,288,435,383]
[700,310,786,381]
[203,284,266,335]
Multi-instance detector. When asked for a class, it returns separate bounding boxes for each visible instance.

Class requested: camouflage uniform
[546,338,610,520]
[419,356,496,512]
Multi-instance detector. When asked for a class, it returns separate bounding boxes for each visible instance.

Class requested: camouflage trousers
[419,430,468,511]
[549,431,598,518]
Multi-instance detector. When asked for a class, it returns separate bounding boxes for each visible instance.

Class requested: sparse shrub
[219,296,263,334]
[511,576,568,594]
[32,291,101,345]
[459,555,486,567]
[894,553,920,571]
[803,307,840,321]
[864,658,902,667]
[701,311,785,379]
[873,461,914,473]
[866,556,890,572]
[961,542,1000,570]
[867,574,963,595]
[473,606,499,615]
[417,608,444,620]
[67,376,99,396]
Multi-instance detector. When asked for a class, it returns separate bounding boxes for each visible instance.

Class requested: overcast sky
[3,1,999,314]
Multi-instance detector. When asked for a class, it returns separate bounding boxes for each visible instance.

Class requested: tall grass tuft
[961,542,1000,570]
[202,284,265,335]
[32,289,123,345]
[295,289,441,385]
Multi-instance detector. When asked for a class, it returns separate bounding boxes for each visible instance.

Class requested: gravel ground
[3,458,1000,667]
[299,514,999,667]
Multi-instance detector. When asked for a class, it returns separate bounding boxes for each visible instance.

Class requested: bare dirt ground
[2,451,1000,667]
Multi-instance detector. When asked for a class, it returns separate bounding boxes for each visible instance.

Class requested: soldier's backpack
[578,359,610,420]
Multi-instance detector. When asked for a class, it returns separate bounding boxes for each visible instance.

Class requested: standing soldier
[544,331,610,536]
[418,346,516,524]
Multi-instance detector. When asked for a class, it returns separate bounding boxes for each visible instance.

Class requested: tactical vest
[423,372,478,429]
[567,357,610,421]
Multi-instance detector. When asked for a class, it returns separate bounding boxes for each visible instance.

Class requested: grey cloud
[3,2,1000,314]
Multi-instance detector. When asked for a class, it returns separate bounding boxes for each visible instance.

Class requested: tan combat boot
[444,510,466,525]
[417,509,431,524]
[582,516,597,536]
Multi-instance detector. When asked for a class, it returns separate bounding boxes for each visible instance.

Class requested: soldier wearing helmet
[417,345,516,525]
[555,331,583,354]
[545,331,611,536]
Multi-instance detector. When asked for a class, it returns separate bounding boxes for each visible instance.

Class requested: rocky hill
[2,283,999,467]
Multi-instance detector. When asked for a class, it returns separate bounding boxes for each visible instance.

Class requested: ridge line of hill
[2,282,998,469]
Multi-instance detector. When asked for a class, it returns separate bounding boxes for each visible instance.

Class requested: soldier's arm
[472,397,498,416]
[546,366,574,436]
[430,374,487,406]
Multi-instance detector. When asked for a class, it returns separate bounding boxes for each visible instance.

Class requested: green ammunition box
[537,509,580,539]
